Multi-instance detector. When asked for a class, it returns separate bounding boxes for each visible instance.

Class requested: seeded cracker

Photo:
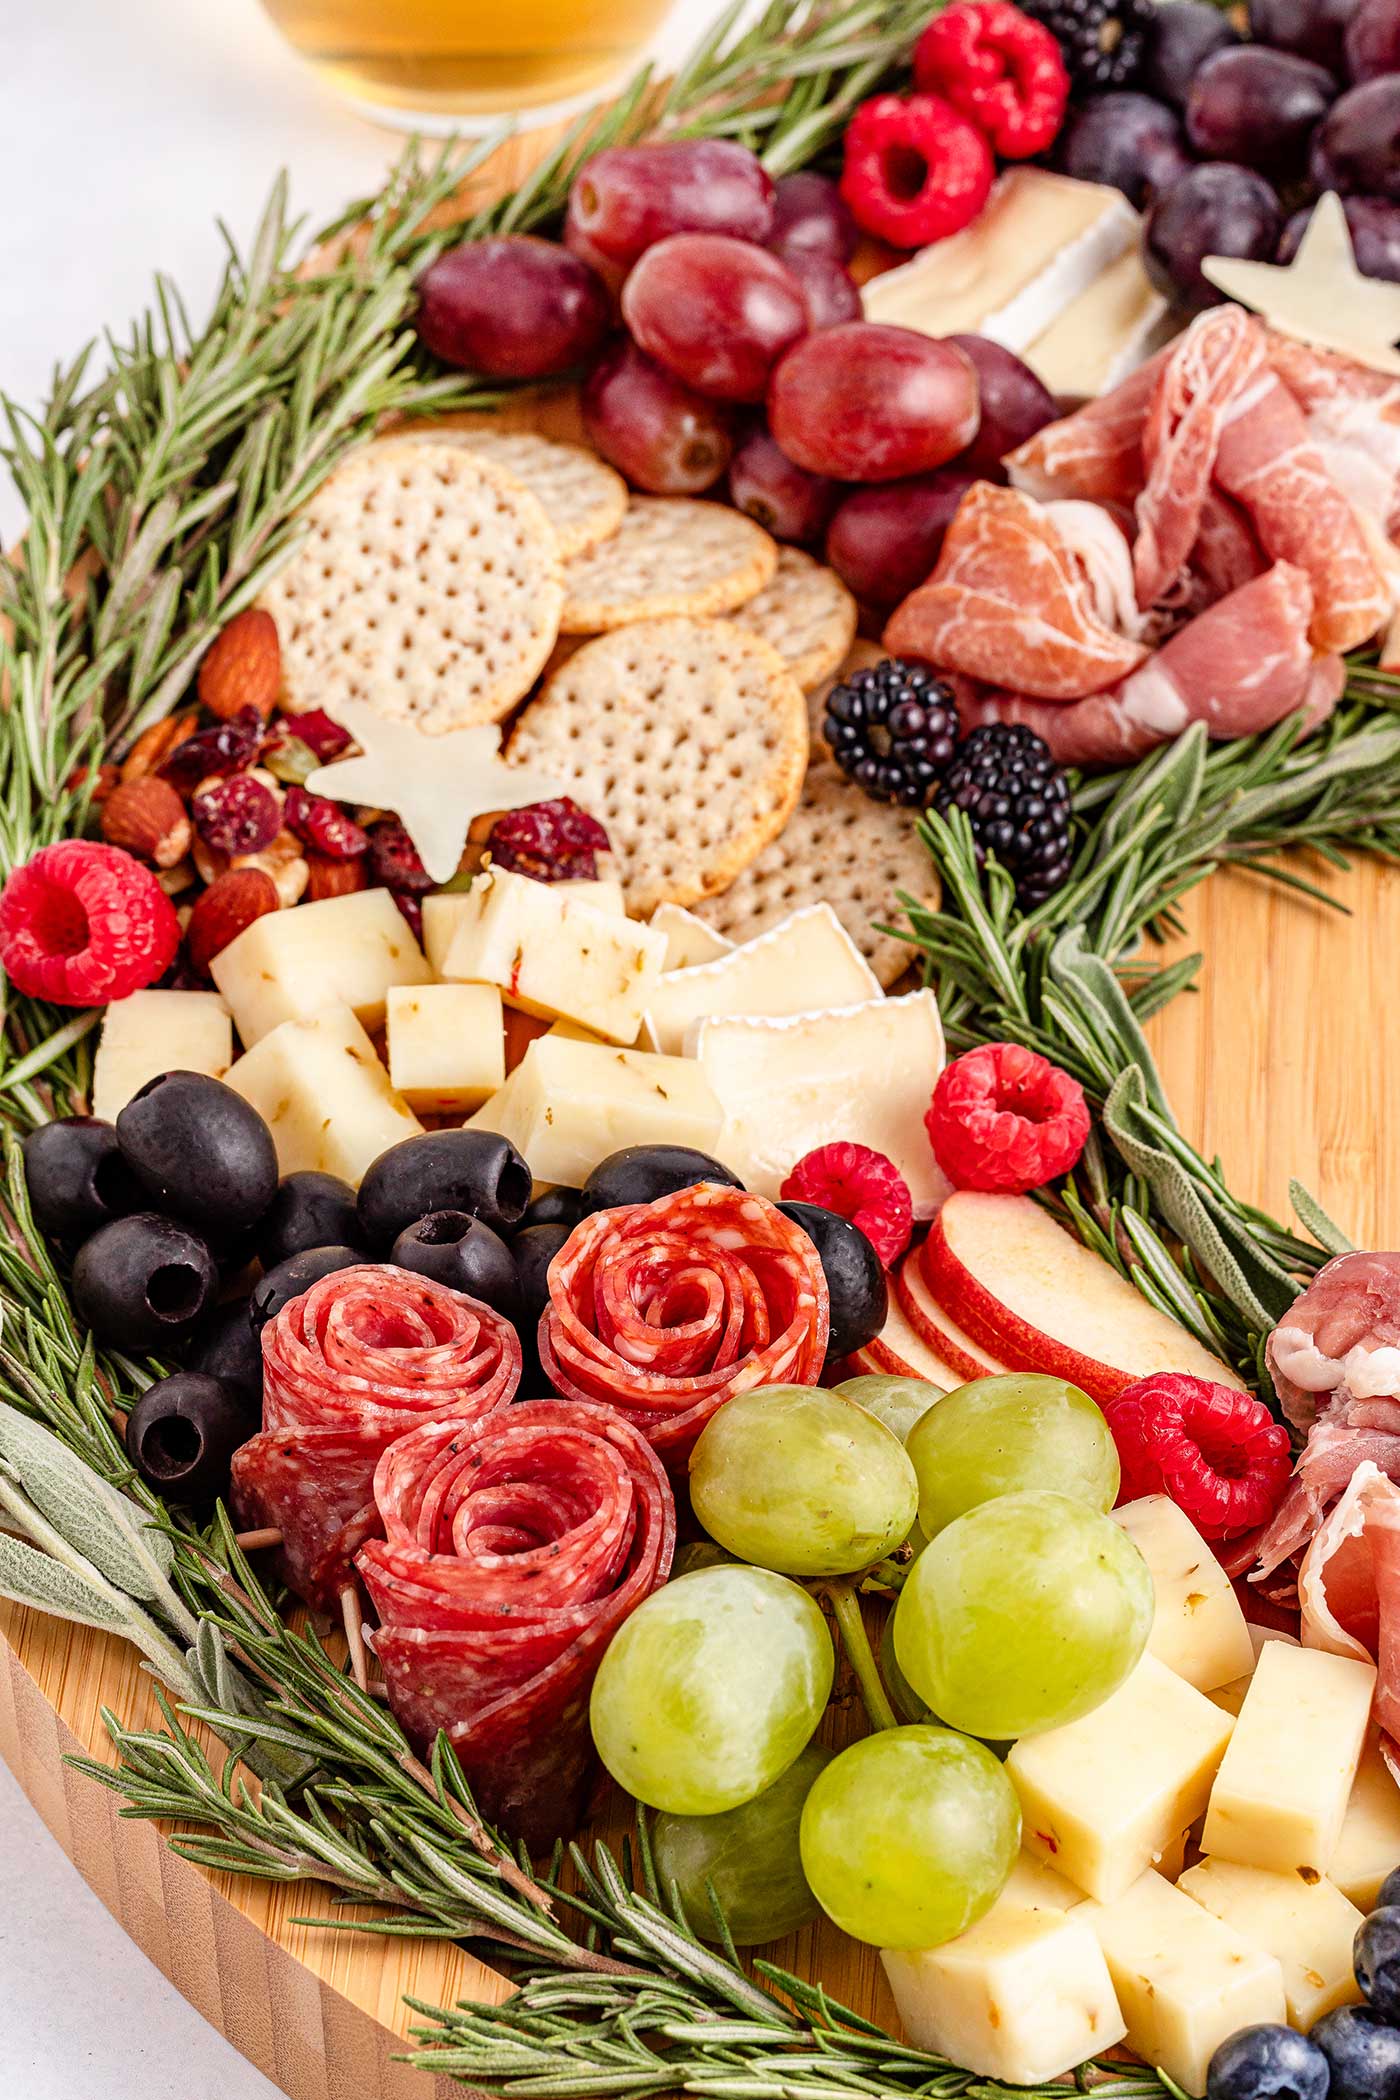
[506,617,808,917]
[258,441,563,733]
[373,428,627,560]
[559,498,777,632]
[728,546,858,692]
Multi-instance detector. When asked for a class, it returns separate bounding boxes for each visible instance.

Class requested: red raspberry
[486,798,610,882]
[191,774,282,855]
[369,820,432,895]
[840,93,994,250]
[283,786,369,858]
[927,1042,1089,1192]
[1102,1374,1293,1540]
[159,705,264,792]
[0,841,180,1006]
[781,1142,913,1268]
[914,1,1069,159]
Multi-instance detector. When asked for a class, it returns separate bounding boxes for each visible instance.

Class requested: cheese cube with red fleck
[1114,1495,1255,1694]
[385,983,504,1113]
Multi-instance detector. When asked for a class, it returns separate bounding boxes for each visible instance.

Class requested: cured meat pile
[357,1401,674,1846]
[539,1183,830,1462]
[885,307,1400,764]
[231,1264,520,1611]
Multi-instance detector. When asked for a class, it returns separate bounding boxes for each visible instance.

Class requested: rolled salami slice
[357,1399,675,1847]
[231,1263,519,1610]
[538,1183,829,1460]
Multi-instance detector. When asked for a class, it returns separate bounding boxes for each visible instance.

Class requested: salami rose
[538,1183,830,1460]
[357,1400,674,1846]
[231,1264,519,1610]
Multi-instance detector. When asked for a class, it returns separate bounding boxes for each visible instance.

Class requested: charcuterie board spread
[5,3,1400,2097]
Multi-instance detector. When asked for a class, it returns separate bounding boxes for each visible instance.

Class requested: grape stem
[824,1580,899,1733]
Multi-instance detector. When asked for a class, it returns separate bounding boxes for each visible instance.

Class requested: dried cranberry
[486,797,611,882]
[191,775,282,856]
[369,819,432,894]
[284,786,369,858]
[161,706,263,792]
[275,709,352,761]
[390,890,424,940]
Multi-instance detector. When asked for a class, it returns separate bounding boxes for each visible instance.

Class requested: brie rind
[641,903,880,1057]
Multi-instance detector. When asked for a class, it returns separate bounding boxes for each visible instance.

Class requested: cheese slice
[1025,246,1169,399]
[649,902,734,972]
[225,1004,422,1183]
[1178,1857,1364,2028]
[92,990,232,1123]
[641,904,880,1056]
[861,170,1139,354]
[1203,1643,1375,1876]
[466,1033,724,1188]
[693,990,949,1220]
[1330,1734,1400,1910]
[1114,1496,1255,1695]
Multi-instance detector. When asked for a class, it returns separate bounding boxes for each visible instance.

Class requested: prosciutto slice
[1295,1462,1397,1738]
[358,1401,674,1847]
[231,1264,519,1610]
[539,1183,829,1462]
[1007,350,1168,507]
[1133,307,1267,609]
[1268,1252,1400,1431]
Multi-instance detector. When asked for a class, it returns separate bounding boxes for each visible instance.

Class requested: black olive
[125,1372,249,1506]
[255,1170,366,1270]
[517,1186,585,1233]
[580,1145,743,1214]
[116,1072,278,1239]
[71,1213,217,1350]
[22,1116,143,1242]
[390,1211,523,1322]
[250,1245,366,1330]
[777,1200,888,1360]
[357,1130,531,1249]
[187,1301,263,1417]
[513,1221,573,1327]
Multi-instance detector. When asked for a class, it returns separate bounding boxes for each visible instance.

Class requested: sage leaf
[0,1532,133,1634]
[1289,1180,1354,1259]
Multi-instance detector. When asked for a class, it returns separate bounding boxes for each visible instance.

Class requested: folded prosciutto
[358,1400,675,1847]
[538,1183,829,1462]
[231,1264,520,1611]
[1295,1461,1400,1747]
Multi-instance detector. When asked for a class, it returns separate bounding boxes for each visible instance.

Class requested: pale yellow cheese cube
[640,903,880,1056]
[883,1905,1124,2085]
[1331,1735,1400,1910]
[1203,1643,1375,1876]
[1000,1850,1085,1912]
[438,866,665,1045]
[212,889,430,1046]
[385,983,504,1113]
[1209,1624,1300,1719]
[1084,1871,1286,2097]
[225,1004,422,1183]
[466,1033,724,1188]
[649,902,734,972]
[1178,1857,1363,2027]
[556,877,625,915]
[92,990,232,1122]
[1008,1655,1234,1903]
[422,890,471,978]
[1114,1495,1255,1694]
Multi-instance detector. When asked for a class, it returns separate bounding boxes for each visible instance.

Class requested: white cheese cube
[556,877,625,915]
[92,990,232,1123]
[225,1004,422,1183]
[422,891,473,977]
[1000,1850,1085,1913]
[883,1905,1124,2085]
[640,904,880,1056]
[1209,1624,1300,1719]
[1084,1871,1286,2098]
[1008,1654,1234,1903]
[385,983,504,1113]
[1203,1643,1375,1876]
[1114,1496,1255,1694]
[1332,1735,1400,1911]
[438,866,665,1045]
[649,903,734,972]
[1179,1858,1363,2028]
[694,990,950,1220]
[212,889,430,1046]
[465,1034,724,1189]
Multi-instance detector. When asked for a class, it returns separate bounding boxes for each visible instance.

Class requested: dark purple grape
[1311,77,1400,198]
[1055,92,1193,208]
[1186,46,1336,177]
[415,236,610,380]
[582,338,734,494]
[620,234,808,402]
[944,337,1058,474]
[769,171,859,262]
[727,425,840,543]
[566,140,774,268]
[1144,162,1283,310]
[1347,0,1400,80]
[1249,0,1360,71]
[1280,193,1400,279]
[782,249,863,330]
[824,469,978,607]
[1143,0,1240,109]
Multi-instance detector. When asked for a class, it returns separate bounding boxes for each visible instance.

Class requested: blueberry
[777,1199,888,1359]
[256,1171,365,1270]
[390,1212,522,1322]
[22,1117,143,1242]
[513,1222,572,1327]
[1314,2003,1400,2100]
[1379,1866,1400,1910]
[116,1072,278,1239]
[1207,2025,1330,2100]
[581,1144,743,1214]
[518,1186,585,1233]
[71,1213,217,1350]
[187,1301,263,1416]
[1356,1905,1400,2021]
[250,1245,365,1330]
[125,1372,250,1507]
[357,1130,531,1249]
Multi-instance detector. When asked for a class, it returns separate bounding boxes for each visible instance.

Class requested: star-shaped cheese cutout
[305,699,566,884]
[1203,190,1400,378]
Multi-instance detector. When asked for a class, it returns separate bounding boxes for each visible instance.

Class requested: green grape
[590,1564,834,1814]
[834,1372,944,1445]
[894,1489,1153,1740]
[671,1540,736,1579]
[798,1725,1019,1949]
[651,1742,833,1947]
[906,1374,1119,1539]
[688,1384,918,1577]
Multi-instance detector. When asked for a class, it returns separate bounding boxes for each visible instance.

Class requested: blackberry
[1021,0,1156,92]
[824,659,960,808]
[935,724,1073,907]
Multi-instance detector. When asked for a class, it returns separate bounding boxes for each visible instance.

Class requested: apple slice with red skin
[894,1244,1012,1382]
[851,1280,964,1391]
[924,1189,1246,1405]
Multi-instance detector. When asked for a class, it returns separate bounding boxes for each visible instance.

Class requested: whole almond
[199,607,281,721]
[121,709,199,784]
[100,776,193,868]
[186,866,279,975]
[305,852,369,901]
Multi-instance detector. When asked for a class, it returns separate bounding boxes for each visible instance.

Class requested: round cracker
[728,547,858,692]
[559,498,777,633]
[506,617,808,917]
[374,428,626,560]
[259,441,563,733]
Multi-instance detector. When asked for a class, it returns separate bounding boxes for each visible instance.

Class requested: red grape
[1280,195,1400,281]
[945,337,1058,475]
[582,339,733,494]
[768,324,979,482]
[1055,92,1192,209]
[1144,1,1240,109]
[728,426,840,543]
[620,235,808,402]
[561,216,629,302]
[1311,78,1400,198]
[825,470,978,606]
[1143,162,1282,310]
[1249,0,1359,72]
[1185,46,1336,177]
[415,236,609,379]
[782,249,863,330]
[769,171,859,262]
[565,141,774,268]
[1347,0,1400,81]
